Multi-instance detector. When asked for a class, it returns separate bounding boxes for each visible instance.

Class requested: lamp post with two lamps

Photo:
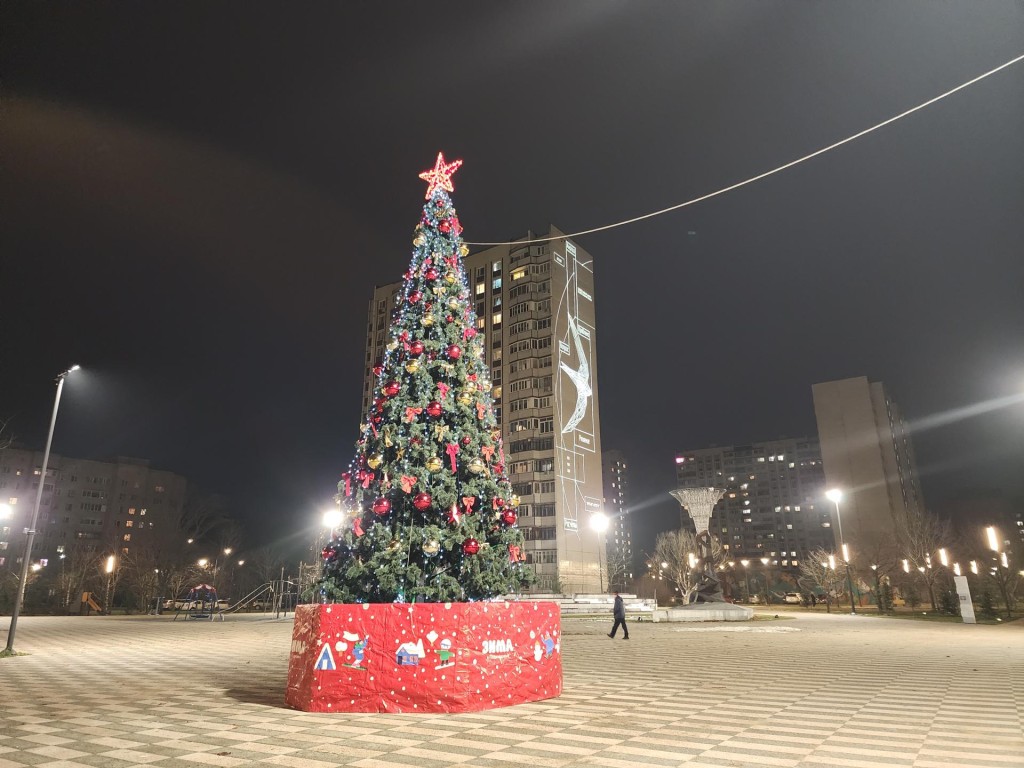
[5,365,80,654]
[590,512,609,593]
[826,489,857,615]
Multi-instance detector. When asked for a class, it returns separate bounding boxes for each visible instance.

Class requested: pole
[834,499,857,615]
[6,373,68,653]
[597,532,604,593]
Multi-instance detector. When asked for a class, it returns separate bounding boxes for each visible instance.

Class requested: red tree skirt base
[285,601,563,713]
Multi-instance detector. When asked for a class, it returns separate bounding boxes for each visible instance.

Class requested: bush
[978,589,998,619]
[938,589,960,616]
[903,584,921,609]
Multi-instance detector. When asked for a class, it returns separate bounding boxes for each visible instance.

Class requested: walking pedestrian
[608,591,629,639]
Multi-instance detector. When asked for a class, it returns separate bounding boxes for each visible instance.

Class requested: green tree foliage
[319,165,532,604]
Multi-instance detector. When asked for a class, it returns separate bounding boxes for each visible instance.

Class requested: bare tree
[653,529,723,604]
[58,542,102,611]
[605,547,632,592]
[798,548,846,613]
[120,547,165,613]
[896,507,954,611]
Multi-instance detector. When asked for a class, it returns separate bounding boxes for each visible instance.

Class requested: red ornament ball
[383,381,400,397]
[446,344,462,360]
[439,219,451,234]
[413,492,432,511]
[462,538,480,555]
[494,497,505,508]
[445,315,454,323]
[408,290,422,304]
[371,497,391,516]
[372,364,384,377]
[426,400,443,418]
[409,340,425,356]
[500,509,518,526]
[424,266,439,281]
[322,546,338,562]
[460,435,472,447]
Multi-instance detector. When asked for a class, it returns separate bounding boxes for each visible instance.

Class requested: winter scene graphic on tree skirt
[286,602,562,713]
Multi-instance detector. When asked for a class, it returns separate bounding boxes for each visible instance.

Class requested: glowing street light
[323,509,344,530]
[825,489,857,615]
[103,554,117,615]
[938,548,949,567]
[590,512,609,593]
[986,526,1000,552]
[6,364,80,654]
[969,560,978,575]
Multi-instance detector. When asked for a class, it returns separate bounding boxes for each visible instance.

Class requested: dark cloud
[2,2,1022,551]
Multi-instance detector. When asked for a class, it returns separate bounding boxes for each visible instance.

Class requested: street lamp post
[826,489,857,615]
[103,554,116,614]
[590,512,609,593]
[5,365,79,653]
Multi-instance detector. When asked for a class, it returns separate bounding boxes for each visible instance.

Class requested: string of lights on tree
[318,153,534,604]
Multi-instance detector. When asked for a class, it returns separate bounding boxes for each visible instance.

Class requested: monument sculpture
[670,487,727,603]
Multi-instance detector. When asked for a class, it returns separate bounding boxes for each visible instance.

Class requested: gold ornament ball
[425,456,443,472]
[367,453,383,469]
[444,271,457,284]
[405,359,421,373]
[386,341,399,351]
[510,494,521,508]
[468,457,486,475]
[457,391,474,406]
[448,298,460,311]
[422,539,441,555]
[459,244,469,257]
[421,314,434,327]
[413,233,426,246]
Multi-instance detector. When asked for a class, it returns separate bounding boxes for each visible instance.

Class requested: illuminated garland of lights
[319,156,533,605]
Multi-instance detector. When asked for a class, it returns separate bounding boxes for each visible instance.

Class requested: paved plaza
[1,610,1021,768]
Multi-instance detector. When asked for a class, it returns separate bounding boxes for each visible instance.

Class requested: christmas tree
[319,153,534,604]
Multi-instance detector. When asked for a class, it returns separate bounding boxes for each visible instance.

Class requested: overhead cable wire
[464,52,1024,246]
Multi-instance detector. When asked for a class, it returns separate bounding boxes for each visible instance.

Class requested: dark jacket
[613,595,625,620]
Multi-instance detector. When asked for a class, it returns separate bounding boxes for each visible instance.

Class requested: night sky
[2,3,1023,556]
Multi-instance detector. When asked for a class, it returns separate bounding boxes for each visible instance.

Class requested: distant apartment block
[0,447,187,571]
[362,226,605,593]
[812,376,924,554]
[674,438,834,571]
[601,450,634,586]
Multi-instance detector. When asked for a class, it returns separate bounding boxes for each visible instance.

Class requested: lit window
[123,534,131,541]
[476,283,485,295]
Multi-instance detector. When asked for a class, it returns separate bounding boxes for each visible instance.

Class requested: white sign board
[953,575,976,624]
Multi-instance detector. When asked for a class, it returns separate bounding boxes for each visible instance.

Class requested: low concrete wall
[653,603,754,622]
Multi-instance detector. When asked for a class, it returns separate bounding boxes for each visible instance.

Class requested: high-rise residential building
[674,438,834,572]
[361,226,604,593]
[601,450,634,587]
[0,447,187,571]
[811,376,924,555]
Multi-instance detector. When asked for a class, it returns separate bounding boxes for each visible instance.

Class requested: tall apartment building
[0,447,187,571]
[362,226,604,592]
[601,450,634,586]
[674,438,834,572]
[811,376,924,555]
